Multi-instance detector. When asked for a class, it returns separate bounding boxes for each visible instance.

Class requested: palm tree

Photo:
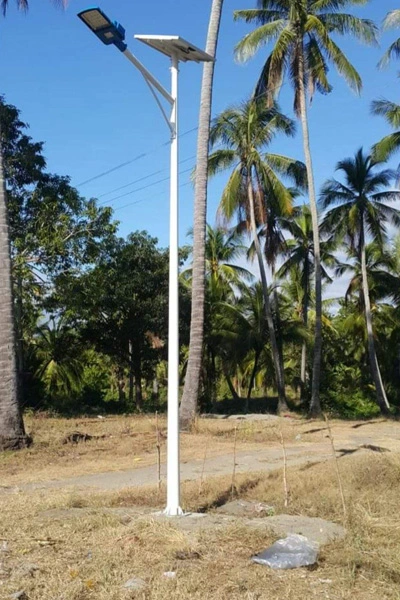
[371,100,400,162]
[247,188,300,382]
[34,319,83,398]
[180,0,225,430]
[378,10,400,68]
[220,283,268,410]
[277,205,337,399]
[372,10,400,162]
[394,233,400,274]
[234,0,378,416]
[320,149,400,414]
[183,225,251,406]
[0,0,68,450]
[208,98,306,411]
[204,224,251,300]
[1,0,66,14]
[338,243,399,307]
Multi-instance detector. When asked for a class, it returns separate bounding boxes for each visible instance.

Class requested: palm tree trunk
[223,366,239,401]
[360,224,390,414]
[246,350,260,413]
[300,258,309,401]
[15,275,24,378]
[271,262,285,392]
[180,0,224,430]
[247,177,287,412]
[0,141,28,451]
[134,361,143,411]
[128,340,134,405]
[297,48,323,418]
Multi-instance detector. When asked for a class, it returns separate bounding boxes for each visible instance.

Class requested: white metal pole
[164,53,183,517]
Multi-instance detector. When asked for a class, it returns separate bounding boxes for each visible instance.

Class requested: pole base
[163,506,185,517]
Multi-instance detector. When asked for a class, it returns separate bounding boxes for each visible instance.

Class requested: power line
[76,83,287,190]
[79,82,289,215]
[76,126,198,188]
[97,155,195,200]
[113,178,193,214]
[76,148,166,187]
[104,166,193,206]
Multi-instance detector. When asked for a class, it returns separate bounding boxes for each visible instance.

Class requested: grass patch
[1,453,400,598]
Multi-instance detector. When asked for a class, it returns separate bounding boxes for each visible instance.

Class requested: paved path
[12,444,344,493]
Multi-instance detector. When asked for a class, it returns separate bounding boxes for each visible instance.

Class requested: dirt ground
[0,415,400,600]
[1,414,399,489]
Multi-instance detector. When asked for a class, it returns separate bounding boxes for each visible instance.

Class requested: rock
[163,571,176,579]
[123,577,147,591]
[9,592,29,600]
[260,515,346,545]
[227,414,280,422]
[153,511,345,546]
[252,534,319,569]
[216,500,275,518]
[202,414,280,421]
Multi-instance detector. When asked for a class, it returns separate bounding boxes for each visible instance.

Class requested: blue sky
[1,0,400,294]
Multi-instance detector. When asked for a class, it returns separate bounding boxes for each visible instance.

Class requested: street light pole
[166,53,182,516]
[77,8,213,517]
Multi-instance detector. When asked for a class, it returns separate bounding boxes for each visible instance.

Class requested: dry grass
[1,449,400,599]
[1,415,400,599]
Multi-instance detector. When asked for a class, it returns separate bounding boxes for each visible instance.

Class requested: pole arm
[123,48,175,133]
[123,48,173,104]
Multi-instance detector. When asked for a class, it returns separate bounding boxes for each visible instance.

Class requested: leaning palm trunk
[180,0,224,430]
[245,349,260,413]
[300,261,309,401]
[0,140,27,451]
[248,178,287,412]
[271,263,285,395]
[297,49,323,417]
[360,226,390,414]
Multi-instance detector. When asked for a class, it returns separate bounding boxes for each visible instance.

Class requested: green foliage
[0,96,118,387]
[234,0,377,113]
[52,231,169,409]
[2,25,400,423]
[323,364,380,419]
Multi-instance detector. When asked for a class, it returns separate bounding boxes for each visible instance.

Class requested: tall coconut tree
[180,0,225,430]
[0,0,68,451]
[234,0,378,416]
[372,10,400,162]
[208,98,306,411]
[277,205,337,398]
[320,148,400,414]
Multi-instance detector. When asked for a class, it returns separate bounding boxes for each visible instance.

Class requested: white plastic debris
[163,571,176,579]
[0,542,9,553]
[252,534,319,569]
[123,577,147,590]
